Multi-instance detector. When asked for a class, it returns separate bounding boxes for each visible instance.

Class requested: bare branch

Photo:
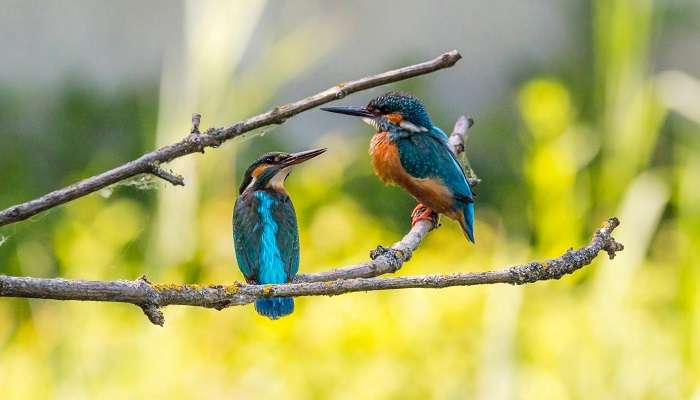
[0,57,625,327]
[0,50,462,227]
[147,163,185,186]
[295,219,433,282]
[0,218,623,325]
[448,115,480,187]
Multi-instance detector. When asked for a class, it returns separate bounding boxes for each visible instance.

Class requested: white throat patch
[361,117,427,133]
[362,117,379,130]
[399,120,428,132]
[268,167,292,191]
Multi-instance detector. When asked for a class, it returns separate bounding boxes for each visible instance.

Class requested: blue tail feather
[463,202,475,244]
[254,297,294,319]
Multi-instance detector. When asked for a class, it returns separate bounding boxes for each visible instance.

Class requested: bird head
[239,148,326,194]
[322,92,433,133]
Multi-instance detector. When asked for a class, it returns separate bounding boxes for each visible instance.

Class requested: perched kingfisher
[322,92,475,243]
[232,148,326,319]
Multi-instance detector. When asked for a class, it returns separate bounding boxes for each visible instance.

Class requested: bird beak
[321,106,376,118]
[282,147,327,167]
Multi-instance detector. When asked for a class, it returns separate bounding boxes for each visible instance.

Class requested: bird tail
[254,297,294,319]
[457,202,475,244]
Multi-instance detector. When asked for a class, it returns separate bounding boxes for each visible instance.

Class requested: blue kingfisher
[322,92,475,243]
[232,148,326,319]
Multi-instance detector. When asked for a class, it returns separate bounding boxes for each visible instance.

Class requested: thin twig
[448,115,480,187]
[0,218,624,324]
[0,50,462,227]
[147,163,185,186]
[191,113,201,134]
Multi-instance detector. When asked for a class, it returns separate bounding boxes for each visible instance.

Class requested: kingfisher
[322,92,475,243]
[232,148,326,319]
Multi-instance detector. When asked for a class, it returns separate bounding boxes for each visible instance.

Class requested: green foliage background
[1,1,699,398]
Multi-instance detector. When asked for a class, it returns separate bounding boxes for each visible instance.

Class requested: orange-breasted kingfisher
[322,92,475,243]
[232,148,326,319]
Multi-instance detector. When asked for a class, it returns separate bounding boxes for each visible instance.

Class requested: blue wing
[393,126,474,204]
[233,192,261,281]
[270,192,300,277]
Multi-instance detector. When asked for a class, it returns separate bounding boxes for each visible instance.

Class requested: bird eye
[368,105,380,114]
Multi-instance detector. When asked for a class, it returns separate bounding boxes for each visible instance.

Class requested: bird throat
[268,167,291,194]
[362,117,380,131]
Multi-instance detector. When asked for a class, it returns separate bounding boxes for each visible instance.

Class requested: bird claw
[411,204,438,226]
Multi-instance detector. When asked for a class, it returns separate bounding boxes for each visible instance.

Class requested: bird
[322,92,475,243]
[232,148,326,319]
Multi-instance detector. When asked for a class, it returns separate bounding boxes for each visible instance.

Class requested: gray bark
[0,218,623,326]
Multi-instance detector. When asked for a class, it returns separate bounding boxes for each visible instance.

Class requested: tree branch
[0,108,625,325]
[0,50,462,227]
[0,217,624,325]
[0,51,625,326]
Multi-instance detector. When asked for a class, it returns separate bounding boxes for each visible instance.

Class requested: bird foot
[411,204,438,226]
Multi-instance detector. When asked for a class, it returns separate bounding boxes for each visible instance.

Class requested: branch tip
[191,113,202,134]
[443,50,462,64]
[139,303,165,326]
[598,217,623,259]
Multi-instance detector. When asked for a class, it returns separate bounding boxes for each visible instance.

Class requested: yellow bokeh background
[1,1,700,399]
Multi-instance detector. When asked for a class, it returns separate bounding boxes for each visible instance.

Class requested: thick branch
[0,50,462,227]
[0,218,624,323]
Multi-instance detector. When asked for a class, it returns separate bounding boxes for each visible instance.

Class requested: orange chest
[368,132,455,213]
[369,132,406,185]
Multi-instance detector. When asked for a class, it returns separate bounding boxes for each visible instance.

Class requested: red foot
[411,204,438,226]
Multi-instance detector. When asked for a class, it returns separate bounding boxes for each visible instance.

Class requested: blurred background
[1,0,699,398]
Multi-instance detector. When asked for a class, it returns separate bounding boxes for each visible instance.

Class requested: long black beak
[282,147,327,167]
[320,106,376,118]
